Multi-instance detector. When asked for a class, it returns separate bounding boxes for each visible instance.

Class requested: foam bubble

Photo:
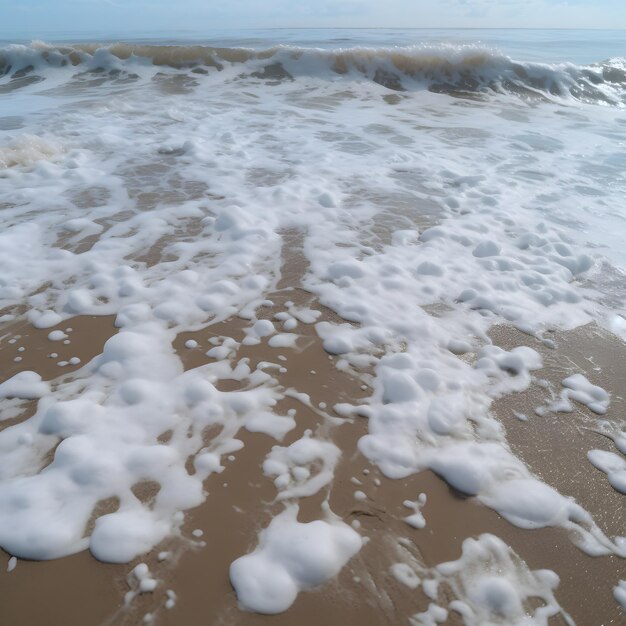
[230,505,361,614]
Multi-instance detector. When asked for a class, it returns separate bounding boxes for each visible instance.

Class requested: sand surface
[1,280,624,626]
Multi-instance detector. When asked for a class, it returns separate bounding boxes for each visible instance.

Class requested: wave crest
[1,42,624,105]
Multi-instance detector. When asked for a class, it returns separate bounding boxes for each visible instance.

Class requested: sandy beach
[2,275,624,625]
[1,32,626,626]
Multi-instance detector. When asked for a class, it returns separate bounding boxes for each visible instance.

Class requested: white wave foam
[0,134,60,169]
[1,42,624,105]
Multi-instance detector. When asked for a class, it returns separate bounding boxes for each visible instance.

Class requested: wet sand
[1,287,625,625]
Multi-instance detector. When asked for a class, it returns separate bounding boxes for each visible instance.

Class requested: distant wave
[1,42,624,105]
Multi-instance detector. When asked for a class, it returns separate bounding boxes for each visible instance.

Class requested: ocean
[2,30,625,310]
[1,28,625,624]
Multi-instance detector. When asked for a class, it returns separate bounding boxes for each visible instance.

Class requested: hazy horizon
[3,0,626,40]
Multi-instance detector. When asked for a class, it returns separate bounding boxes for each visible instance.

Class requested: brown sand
[1,285,625,625]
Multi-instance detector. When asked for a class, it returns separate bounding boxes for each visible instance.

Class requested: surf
[1,42,625,105]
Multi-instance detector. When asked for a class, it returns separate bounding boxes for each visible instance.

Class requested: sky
[2,0,626,38]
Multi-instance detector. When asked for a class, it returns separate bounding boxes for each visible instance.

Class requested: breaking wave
[1,42,625,105]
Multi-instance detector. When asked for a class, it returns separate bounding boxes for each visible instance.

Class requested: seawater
[1,30,625,274]
[2,28,626,63]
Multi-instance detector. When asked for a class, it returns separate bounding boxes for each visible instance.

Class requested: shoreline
[1,286,624,625]
[1,34,625,624]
